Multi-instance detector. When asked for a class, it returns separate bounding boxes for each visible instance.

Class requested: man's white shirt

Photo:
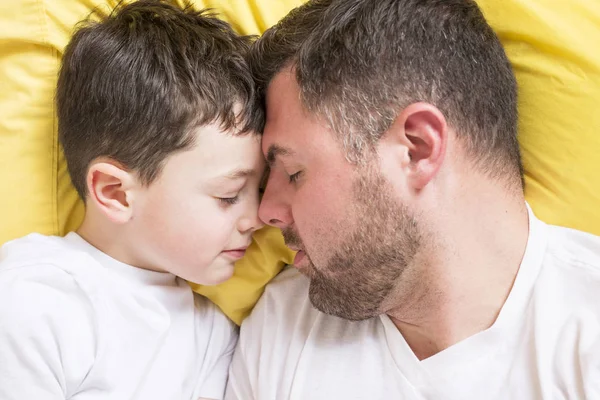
[227,207,600,400]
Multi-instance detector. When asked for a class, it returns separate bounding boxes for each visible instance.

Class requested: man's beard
[283,167,422,321]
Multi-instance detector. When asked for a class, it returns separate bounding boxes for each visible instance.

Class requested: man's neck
[386,193,529,360]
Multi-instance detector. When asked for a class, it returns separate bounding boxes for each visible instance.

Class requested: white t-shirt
[0,232,237,400]
[226,208,600,400]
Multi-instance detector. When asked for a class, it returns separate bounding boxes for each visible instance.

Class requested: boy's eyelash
[219,196,239,205]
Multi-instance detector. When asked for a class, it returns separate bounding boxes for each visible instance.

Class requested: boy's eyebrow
[266,144,294,167]
[223,168,257,180]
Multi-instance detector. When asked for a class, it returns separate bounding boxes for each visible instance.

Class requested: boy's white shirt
[226,205,600,400]
[0,232,237,400]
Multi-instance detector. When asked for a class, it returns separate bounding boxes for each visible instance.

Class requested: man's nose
[258,177,294,229]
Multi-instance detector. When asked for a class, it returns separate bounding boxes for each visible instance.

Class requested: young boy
[0,1,264,399]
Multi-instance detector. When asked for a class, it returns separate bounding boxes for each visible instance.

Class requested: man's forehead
[265,69,300,118]
[262,70,336,166]
[269,67,296,93]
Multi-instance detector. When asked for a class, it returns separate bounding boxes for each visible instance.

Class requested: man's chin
[308,275,384,321]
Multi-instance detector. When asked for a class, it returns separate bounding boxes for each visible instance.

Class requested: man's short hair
[57,0,262,199]
[250,0,523,187]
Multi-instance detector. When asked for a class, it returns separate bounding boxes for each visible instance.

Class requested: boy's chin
[185,261,236,286]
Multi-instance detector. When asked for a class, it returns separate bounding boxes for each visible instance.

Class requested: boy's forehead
[169,123,264,179]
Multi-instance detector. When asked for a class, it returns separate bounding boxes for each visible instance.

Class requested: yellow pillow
[0,0,299,325]
[477,0,600,235]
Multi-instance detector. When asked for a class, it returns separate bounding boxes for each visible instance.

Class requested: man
[226,0,600,399]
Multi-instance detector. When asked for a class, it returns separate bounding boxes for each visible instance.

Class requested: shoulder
[228,267,383,399]
[0,257,96,332]
[0,237,97,398]
[547,224,600,271]
[227,267,314,398]
[534,223,600,327]
[543,224,600,285]
[246,266,313,327]
[193,291,238,352]
[532,227,600,389]
[194,291,237,332]
[258,265,311,312]
[0,245,97,378]
[0,233,91,276]
[0,233,97,336]
[238,266,321,350]
[0,234,90,303]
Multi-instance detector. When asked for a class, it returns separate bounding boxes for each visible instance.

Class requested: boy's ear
[86,159,137,224]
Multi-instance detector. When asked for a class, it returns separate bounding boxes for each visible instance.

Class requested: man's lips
[293,250,307,266]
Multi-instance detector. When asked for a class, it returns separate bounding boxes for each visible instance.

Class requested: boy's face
[130,123,264,285]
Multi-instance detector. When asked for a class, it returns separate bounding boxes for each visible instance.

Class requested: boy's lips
[221,246,249,260]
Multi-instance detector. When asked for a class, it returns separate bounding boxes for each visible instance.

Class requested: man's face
[259,70,423,320]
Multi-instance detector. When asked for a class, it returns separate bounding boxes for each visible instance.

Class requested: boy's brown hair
[57,0,262,199]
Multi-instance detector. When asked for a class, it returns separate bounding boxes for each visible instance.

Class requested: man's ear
[379,102,448,190]
[86,159,137,224]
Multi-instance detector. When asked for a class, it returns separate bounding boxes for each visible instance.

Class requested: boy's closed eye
[217,195,240,206]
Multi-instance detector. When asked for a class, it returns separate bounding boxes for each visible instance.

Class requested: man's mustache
[282,228,304,250]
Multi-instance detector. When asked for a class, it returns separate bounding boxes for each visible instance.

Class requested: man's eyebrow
[266,144,294,167]
[222,168,256,180]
